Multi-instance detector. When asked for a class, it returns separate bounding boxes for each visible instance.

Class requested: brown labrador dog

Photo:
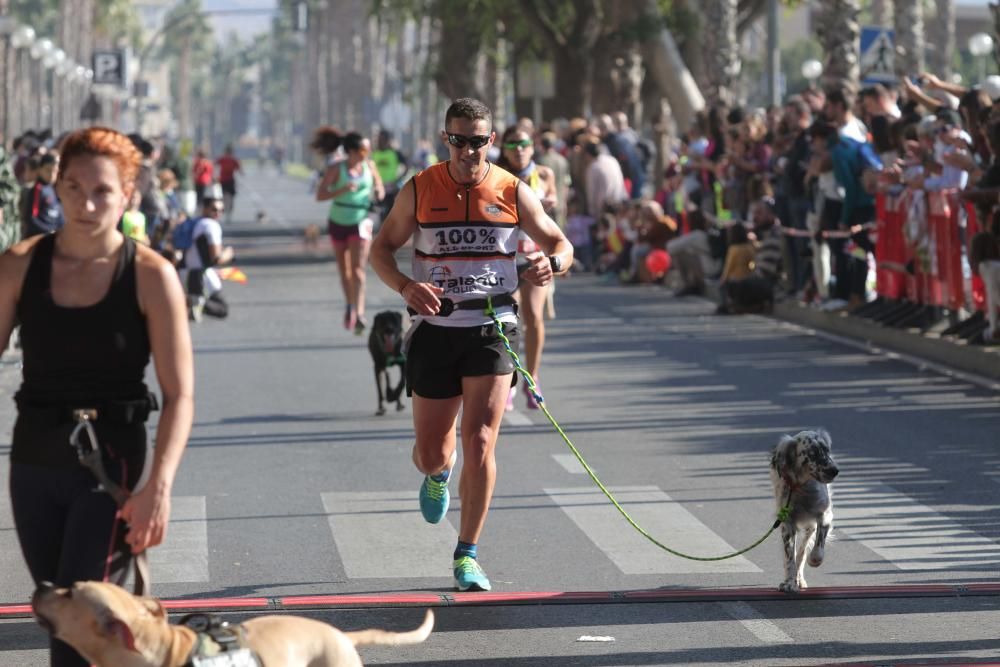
[32,581,433,667]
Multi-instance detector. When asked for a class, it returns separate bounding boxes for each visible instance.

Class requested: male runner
[370,98,573,591]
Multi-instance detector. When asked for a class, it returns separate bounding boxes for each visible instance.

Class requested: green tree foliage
[94,0,143,49]
[10,0,59,39]
[155,0,212,63]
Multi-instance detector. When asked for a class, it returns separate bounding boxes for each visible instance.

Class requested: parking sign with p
[92,50,126,87]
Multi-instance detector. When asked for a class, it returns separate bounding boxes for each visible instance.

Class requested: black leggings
[9,428,146,666]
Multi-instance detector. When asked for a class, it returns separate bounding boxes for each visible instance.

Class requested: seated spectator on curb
[668,209,720,297]
[627,200,676,284]
[969,231,1000,343]
[718,198,783,314]
[179,194,234,321]
[720,222,755,281]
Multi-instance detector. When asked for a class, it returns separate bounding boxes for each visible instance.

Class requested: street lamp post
[30,38,53,129]
[42,47,64,131]
[969,33,994,84]
[10,24,35,138]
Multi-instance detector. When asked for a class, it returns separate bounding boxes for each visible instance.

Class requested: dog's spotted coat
[769,429,839,593]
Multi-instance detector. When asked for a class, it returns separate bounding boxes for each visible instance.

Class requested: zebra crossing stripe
[718,600,794,643]
[322,491,457,579]
[544,486,762,574]
[835,480,1000,571]
[552,453,587,474]
[149,496,209,583]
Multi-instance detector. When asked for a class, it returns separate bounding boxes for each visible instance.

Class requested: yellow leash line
[486,299,789,561]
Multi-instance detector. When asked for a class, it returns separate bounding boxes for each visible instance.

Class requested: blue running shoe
[453,556,491,591]
[419,450,455,524]
[419,475,449,523]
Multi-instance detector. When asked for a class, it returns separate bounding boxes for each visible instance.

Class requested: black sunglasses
[446,133,491,150]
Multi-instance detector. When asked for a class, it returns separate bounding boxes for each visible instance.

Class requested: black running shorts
[406,321,520,399]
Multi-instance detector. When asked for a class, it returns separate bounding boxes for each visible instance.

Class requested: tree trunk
[638,0,705,136]
[432,15,483,102]
[0,0,10,140]
[992,4,1000,75]
[929,0,954,78]
[177,34,192,141]
[701,0,739,106]
[893,0,925,78]
[549,47,590,119]
[814,0,860,91]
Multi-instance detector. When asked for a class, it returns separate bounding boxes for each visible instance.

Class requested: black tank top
[15,234,151,404]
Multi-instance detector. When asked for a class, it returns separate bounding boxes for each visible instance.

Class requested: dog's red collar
[781,475,803,494]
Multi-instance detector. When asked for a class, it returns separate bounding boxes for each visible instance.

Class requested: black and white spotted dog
[769,429,839,593]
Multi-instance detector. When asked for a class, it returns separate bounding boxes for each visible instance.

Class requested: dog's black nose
[825,466,839,479]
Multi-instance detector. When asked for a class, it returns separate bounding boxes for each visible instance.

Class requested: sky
[200,0,278,42]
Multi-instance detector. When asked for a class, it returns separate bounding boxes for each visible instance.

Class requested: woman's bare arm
[126,249,194,553]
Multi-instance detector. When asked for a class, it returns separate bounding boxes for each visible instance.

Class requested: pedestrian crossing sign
[860,26,895,84]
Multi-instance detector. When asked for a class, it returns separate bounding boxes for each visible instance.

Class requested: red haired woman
[0,127,193,666]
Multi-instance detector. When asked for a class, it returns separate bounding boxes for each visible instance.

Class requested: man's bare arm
[370,180,444,315]
[517,182,574,286]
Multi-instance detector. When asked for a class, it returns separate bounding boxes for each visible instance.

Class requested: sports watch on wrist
[548,255,563,274]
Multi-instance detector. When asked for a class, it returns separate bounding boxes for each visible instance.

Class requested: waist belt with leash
[407,293,517,318]
[66,396,158,596]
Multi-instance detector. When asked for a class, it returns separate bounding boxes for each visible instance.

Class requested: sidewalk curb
[771,300,1000,385]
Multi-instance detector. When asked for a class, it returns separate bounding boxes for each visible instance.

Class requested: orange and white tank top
[411,161,520,327]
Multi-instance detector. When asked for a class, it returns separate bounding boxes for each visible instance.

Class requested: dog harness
[179,613,262,667]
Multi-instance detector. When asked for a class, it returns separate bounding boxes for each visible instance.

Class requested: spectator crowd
[506,73,1000,343]
[1,129,239,323]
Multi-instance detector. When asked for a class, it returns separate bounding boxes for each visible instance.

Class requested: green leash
[484,297,790,561]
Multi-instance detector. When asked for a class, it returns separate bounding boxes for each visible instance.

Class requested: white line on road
[503,409,532,426]
[552,453,586,474]
[544,486,762,574]
[148,496,209,583]
[322,491,456,579]
[835,480,1000,571]
[718,601,794,643]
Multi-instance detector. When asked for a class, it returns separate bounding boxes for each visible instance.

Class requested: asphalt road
[1,166,998,666]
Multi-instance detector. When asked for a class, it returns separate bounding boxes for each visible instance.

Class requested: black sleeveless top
[15,234,151,405]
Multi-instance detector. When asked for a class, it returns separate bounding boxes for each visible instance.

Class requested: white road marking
[718,600,794,644]
[544,486,762,574]
[552,453,587,474]
[148,496,209,583]
[835,480,1000,571]
[503,409,532,426]
[0,458,208,594]
[322,491,457,579]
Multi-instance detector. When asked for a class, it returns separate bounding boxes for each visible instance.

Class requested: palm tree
[893,0,924,78]
[701,0,739,105]
[158,0,212,143]
[929,0,955,78]
[814,0,860,90]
